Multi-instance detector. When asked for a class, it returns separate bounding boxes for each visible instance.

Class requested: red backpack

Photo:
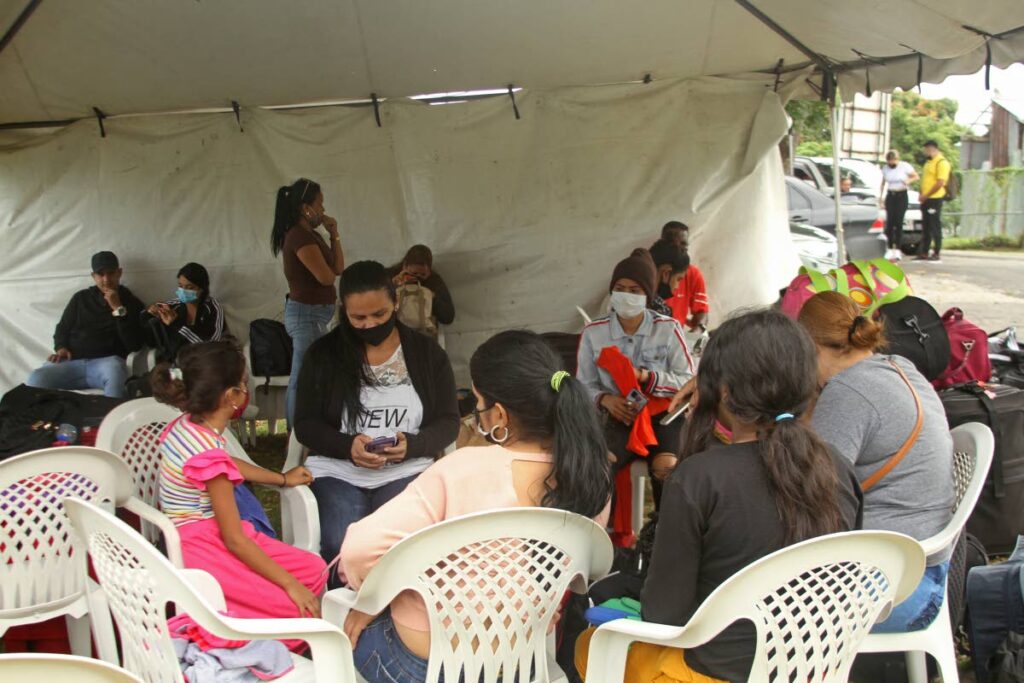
[933,308,991,389]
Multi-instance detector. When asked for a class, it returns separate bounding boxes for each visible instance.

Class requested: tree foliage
[889,91,967,170]
[785,92,968,168]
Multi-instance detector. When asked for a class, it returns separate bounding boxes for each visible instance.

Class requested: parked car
[790,222,838,272]
[794,156,922,253]
[785,176,886,260]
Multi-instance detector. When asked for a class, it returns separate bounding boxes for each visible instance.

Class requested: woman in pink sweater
[339,330,612,683]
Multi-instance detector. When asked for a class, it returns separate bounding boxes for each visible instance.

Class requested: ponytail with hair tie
[847,315,867,343]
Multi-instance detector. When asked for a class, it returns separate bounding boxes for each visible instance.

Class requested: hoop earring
[489,425,510,444]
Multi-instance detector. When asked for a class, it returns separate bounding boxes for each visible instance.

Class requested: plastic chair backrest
[350,507,613,683]
[671,530,925,683]
[285,431,308,471]
[0,448,134,616]
[921,422,994,556]
[0,653,145,682]
[64,498,218,683]
[96,399,180,542]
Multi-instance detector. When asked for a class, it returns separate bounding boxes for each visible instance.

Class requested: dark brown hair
[402,244,433,269]
[151,341,246,415]
[682,308,843,544]
[271,178,322,256]
[798,291,886,352]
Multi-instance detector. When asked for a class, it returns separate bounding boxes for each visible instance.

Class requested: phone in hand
[365,435,399,454]
[660,402,691,426]
[625,388,649,412]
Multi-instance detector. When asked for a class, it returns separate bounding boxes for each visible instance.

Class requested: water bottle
[55,423,78,444]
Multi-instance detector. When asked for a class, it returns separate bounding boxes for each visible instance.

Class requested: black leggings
[884,191,909,249]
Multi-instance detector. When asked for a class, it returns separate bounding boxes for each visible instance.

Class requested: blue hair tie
[775,413,795,423]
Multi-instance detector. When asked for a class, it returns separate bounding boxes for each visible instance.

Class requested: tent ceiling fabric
[1,0,1022,124]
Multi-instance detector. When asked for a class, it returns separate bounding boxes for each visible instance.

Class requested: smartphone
[625,388,649,412]
[660,402,691,426]
[365,435,399,454]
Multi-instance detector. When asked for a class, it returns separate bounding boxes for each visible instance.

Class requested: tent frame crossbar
[0,0,42,57]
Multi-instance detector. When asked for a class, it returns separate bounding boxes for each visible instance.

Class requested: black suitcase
[941,382,1024,554]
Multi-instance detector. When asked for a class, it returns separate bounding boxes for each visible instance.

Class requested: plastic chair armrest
[586,620,698,683]
[322,588,359,628]
[180,569,227,611]
[216,614,355,683]
[121,497,184,567]
[279,486,320,553]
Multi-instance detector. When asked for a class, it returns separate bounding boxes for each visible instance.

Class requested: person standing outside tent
[27,251,145,398]
[270,178,345,426]
[916,140,951,263]
[879,150,919,261]
[660,221,709,332]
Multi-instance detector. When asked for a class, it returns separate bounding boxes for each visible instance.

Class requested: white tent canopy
[0,1,1022,397]
[1,0,1023,124]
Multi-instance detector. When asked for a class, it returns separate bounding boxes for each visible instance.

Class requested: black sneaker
[913,255,929,261]
[928,253,942,263]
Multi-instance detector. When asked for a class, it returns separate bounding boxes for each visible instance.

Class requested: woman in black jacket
[294,260,459,572]
[142,262,229,362]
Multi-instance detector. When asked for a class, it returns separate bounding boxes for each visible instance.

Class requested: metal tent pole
[830,96,846,264]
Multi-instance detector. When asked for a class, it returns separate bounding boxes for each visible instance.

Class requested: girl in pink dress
[152,341,327,651]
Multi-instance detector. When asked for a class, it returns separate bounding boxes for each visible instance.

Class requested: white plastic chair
[858,422,995,682]
[243,340,287,441]
[98,397,320,556]
[323,507,614,683]
[0,653,144,682]
[586,530,926,683]
[629,459,648,537]
[0,447,174,661]
[63,498,355,683]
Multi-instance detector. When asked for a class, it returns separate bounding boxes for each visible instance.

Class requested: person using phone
[294,261,459,581]
[576,248,694,510]
[270,178,346,427]
[141,262,229,363]
[387,245,456,326]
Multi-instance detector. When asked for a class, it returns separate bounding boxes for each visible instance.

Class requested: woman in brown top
[271,178,346,426]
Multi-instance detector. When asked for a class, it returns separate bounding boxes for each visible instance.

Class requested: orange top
[667,264,709,326]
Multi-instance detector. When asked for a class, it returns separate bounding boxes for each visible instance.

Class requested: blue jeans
[283,299,334,426]
[354,611,429,683]
[872,561,950,633]
[27,356,128,398]
[309,474,418,584]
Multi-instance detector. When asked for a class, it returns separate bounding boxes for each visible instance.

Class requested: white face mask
[610,291,647,318]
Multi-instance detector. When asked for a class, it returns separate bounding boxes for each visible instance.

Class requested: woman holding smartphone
[293,261,460,580]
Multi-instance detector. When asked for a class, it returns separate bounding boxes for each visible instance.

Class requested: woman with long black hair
[339,329,612,683]
[142,262,229,363]
[293,261,459,571]
[270,178,345,426]
[579,309,862,683]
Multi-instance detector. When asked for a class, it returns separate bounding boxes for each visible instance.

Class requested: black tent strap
[507,85,520,120]
[92,107,106,138]
[0,0,43,57]
[231,100,243,132]
[370,93,381,127]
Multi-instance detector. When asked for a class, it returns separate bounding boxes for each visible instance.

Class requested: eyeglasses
[472,404,496,427]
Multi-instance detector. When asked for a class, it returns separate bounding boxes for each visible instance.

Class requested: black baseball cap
[91,251,120,273]
[923,139,939,149]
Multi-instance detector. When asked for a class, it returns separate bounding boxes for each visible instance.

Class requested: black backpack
[878,296,950,381]
[942,383,1024,554]
[248,319,292,390]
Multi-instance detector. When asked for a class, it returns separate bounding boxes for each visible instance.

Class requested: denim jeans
[872,561,950,633]
[309,474,418,585]
[354,611,429,683]
[283,299,334,426]
[26,356,128,398]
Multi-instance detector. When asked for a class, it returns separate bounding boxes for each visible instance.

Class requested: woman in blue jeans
[271,178,346,426]
[293,261,459,586]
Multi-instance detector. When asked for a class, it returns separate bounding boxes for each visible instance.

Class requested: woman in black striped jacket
[142,262,230,362]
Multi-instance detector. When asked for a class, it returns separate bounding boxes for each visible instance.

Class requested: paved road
[899,250,1024,333]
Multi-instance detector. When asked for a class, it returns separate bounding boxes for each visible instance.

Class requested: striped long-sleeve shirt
[576,309,695,404]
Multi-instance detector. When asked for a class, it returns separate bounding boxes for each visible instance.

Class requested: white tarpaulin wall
[0,75,795,393]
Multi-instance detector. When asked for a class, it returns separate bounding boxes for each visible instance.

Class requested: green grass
[944,234,1023,251]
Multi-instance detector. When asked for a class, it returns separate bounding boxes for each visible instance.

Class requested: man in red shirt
[660,221,709,331]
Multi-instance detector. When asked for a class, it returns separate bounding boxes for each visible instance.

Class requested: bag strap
[975,386,1006,498]
[860,359,925,492]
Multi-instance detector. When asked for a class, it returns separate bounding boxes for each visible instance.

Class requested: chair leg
[631,470,646,537]
[66,613,92,657]
[905,650,928,683]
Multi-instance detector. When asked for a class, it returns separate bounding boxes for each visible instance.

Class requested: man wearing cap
[27,251,145,397]
[576,248,695,511]
[916,139,952,263]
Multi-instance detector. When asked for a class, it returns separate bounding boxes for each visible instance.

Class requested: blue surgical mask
[176,287,199,303]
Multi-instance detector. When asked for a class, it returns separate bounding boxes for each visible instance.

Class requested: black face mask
[349,314,396,347]
[657,282,673,300]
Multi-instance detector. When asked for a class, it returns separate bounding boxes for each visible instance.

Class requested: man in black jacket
[27,251,145,397]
